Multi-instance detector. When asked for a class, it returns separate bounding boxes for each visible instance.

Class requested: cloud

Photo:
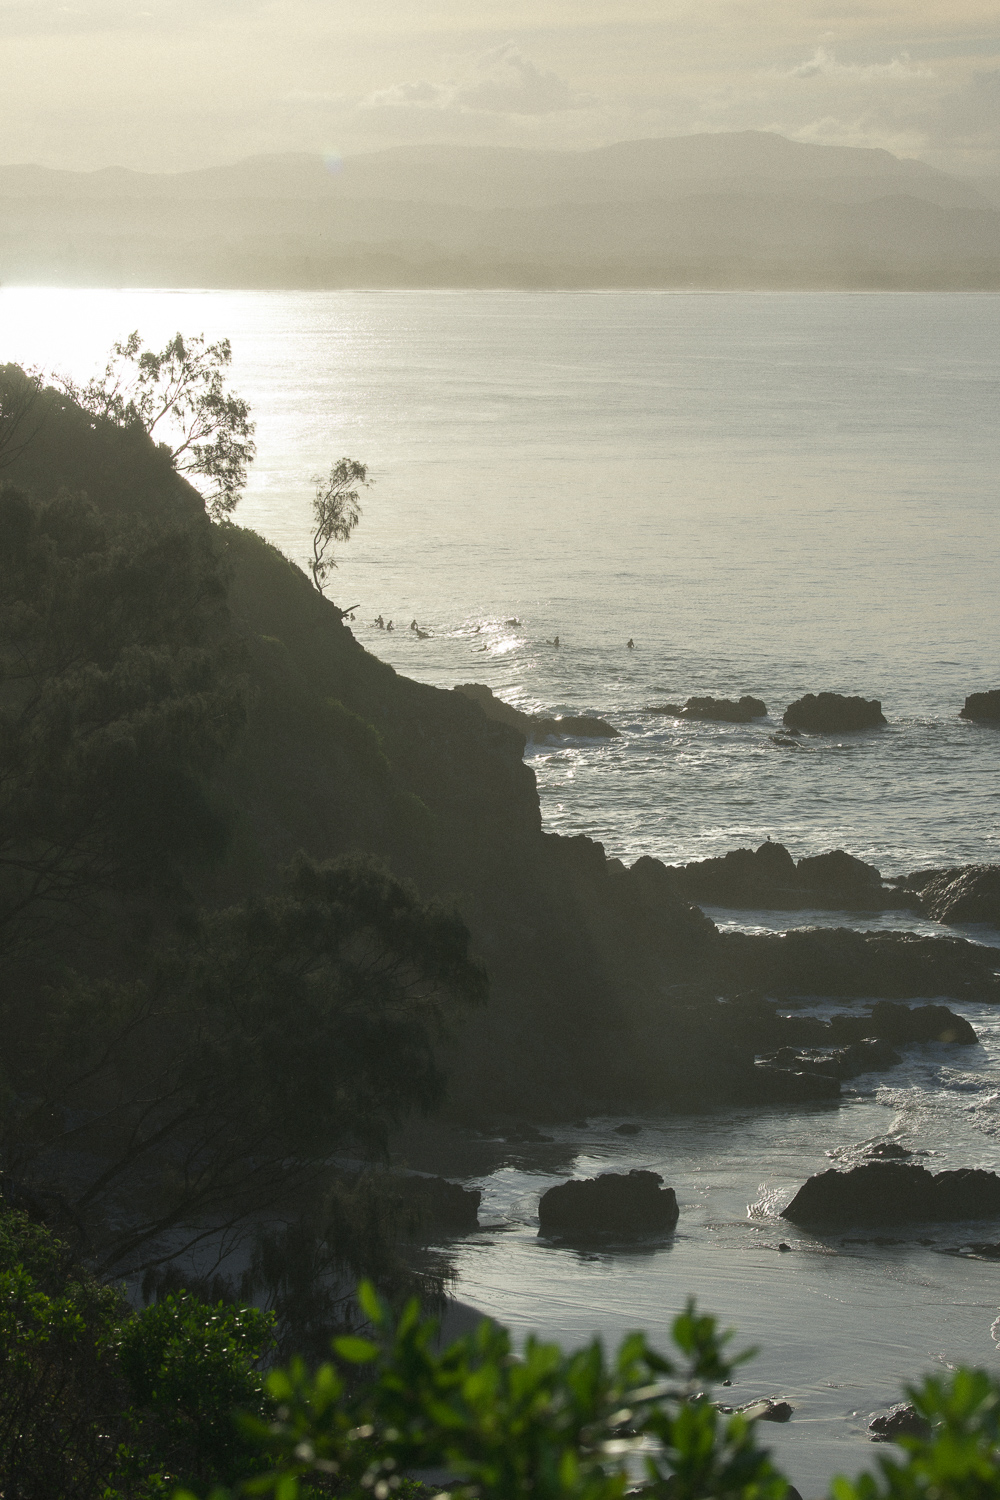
[786,46,934,80]
[364,43,597,120]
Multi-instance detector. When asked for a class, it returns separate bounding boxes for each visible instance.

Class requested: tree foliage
[309,459,370,594]
[0,1204,275,1498]
[0,364,46,472]
[62,332,256,519]
[0,484,242,957]
[3,855,486,1276]
[171,1287,1000,1500]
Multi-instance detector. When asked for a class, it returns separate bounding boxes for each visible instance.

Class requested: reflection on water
[446,1003,1000,1495]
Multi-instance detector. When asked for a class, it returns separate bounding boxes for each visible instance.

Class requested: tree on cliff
[61,331,256,519]
[309,457,371,594]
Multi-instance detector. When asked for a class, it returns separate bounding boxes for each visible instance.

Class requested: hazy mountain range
[3,131,999,290]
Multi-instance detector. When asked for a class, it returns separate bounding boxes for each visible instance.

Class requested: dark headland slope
[2,131,998,291]
[4,378,998,1123]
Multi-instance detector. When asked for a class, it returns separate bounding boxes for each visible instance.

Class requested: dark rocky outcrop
[715,927,1000,1001]
[783,692,887,732]
[898,865,1000,928]
[782,1162,1000,1225]
[869,1404,930,1442]
[660,841,912,912]
[455,683,618,740]
[743,1064,841,1103]
[854,1000,977,1045]
[759,1038,901,1080]
[959,690,1000,723]
[648,695,767,723]
[538,1170,679,1239]
[390,1174,482,1232]
[714,995,976,1068]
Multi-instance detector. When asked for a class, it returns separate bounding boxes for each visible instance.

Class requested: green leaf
[333,1336,380,1364]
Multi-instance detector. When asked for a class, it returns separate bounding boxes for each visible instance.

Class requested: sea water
[3,287,1000,1492]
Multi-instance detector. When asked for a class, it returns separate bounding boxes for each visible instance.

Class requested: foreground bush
[5,1205,1000,1500]
[183,1285,1000,1500]
[0,1205,274,1498]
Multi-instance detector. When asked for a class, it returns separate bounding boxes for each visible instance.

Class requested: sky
[2,0,999,177]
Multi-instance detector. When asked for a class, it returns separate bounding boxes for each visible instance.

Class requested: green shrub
[175,1284,1000,1500]
[120,1293,276,1488]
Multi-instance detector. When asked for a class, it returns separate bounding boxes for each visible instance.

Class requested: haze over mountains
[3,130,999,290]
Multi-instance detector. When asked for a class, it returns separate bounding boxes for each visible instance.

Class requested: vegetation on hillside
[0,355,485,1332]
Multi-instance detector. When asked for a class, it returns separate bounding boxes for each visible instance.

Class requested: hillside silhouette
[2,131,998,289]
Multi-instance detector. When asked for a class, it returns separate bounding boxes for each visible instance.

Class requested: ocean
[3,286,1000,1493]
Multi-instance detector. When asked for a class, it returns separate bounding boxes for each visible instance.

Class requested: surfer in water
[627,638,634,649]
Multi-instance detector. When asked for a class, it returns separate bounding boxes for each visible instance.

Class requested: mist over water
[4,287,1000,1492]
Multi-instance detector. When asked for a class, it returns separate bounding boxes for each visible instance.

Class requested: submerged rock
[538,1169,679,1239]
[959,689,1000,723]
[782,1162,1000,1225]
[783,692,887,732]
[658,695,767,723]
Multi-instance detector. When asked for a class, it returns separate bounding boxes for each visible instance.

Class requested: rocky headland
[4,376,999,1129]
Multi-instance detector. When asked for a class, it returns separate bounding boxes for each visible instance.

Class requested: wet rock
[744,1063,841,1103]
[906,865,1000,928]
[959,689,1000,723]
[782,1162,1000,1226]
[615,1122,642,1135]
[667,695,768,723]
[869,1403,931,1442]
[796,849,886,901]
[716,927,1000,1002]
[867,1000,977,1046]
[719,1398,794,1422]
[534,714,619,740]
[665,841,910,913]
[454,684,619,741]
[538,1169,679,1239]
[864,1141,914,1160]
[760,1038,901,1080]
[783,692,887,732]
[746,1399,794,1423]
[825,1002,977,1047]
